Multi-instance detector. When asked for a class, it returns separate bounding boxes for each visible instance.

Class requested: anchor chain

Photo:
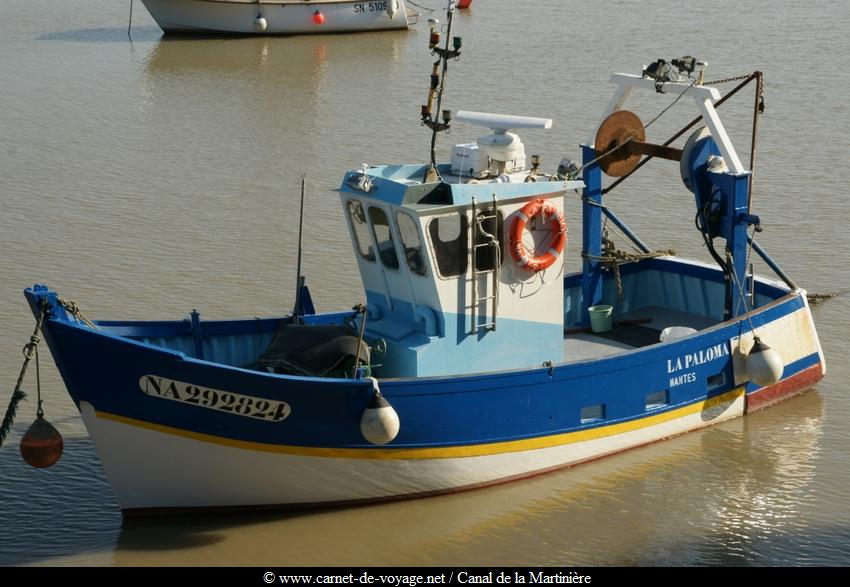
[704,73,755,86]
[0,301,48,448]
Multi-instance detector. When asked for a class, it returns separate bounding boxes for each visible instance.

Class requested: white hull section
[80,391,745,511]
[141,0,410,35]
[731,300,824,384]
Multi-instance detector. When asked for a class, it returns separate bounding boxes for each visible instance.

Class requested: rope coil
[582,233,675,299]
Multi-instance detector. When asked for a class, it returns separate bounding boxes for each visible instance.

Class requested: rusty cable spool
[594,110,646,177]
[594,110,685,177]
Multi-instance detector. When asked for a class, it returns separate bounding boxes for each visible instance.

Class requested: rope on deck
[582,234,675,300]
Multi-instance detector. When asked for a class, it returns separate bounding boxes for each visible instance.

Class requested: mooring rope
[58,297,96,329]
[807,292,838,304]
[1,294,98,448]
[0,302,48,448]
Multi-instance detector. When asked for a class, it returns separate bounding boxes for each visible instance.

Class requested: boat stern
[736,289,826,412]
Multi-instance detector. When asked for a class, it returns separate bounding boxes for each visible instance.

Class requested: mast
[293,173,306,323]
[420,1,462,183]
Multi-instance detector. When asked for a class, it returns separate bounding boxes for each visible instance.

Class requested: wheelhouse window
[428,213,469,278]
[346,199,375,262]
[368,207,400,270]
[396,212,427,276]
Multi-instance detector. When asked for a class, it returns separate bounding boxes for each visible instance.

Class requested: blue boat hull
[24,260,824,513]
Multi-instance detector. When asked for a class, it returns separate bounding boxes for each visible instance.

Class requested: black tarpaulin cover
[257,323,370,377]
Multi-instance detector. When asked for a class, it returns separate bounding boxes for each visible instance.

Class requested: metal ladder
[470,195,501,333]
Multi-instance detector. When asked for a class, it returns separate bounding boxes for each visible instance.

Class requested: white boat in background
[140,0,414,35]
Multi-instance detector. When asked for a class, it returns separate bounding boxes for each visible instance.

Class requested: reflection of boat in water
[140,0,413,35]
[142,29,406,74]
[138,32,408,159]
[17,5,825,514]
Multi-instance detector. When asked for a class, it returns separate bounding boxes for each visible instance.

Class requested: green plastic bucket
[588,304,614,333]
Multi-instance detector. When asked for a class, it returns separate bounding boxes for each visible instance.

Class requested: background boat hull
[141,0,410,35]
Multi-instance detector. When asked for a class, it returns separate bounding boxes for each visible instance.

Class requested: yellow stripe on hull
[95,386,744,460]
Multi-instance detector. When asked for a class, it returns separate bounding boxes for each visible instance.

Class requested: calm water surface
[1,0,848,566]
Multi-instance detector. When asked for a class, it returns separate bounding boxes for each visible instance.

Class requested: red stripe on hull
[746,363,824,412]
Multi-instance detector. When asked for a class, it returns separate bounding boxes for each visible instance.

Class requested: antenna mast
[420,1,463,183]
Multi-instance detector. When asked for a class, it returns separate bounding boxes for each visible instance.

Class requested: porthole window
[645,390,669,411]
[580,404,605,424]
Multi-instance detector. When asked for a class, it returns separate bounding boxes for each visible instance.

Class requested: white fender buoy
[745,336,784,387]
[386,0,398,18]
[253,16,268,32]
[360,378,400,445]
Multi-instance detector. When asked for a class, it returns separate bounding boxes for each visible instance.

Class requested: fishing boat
[139,0,414,35]
[8,7,825,514]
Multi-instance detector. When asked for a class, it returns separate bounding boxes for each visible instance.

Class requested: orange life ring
[509,198,567,272]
